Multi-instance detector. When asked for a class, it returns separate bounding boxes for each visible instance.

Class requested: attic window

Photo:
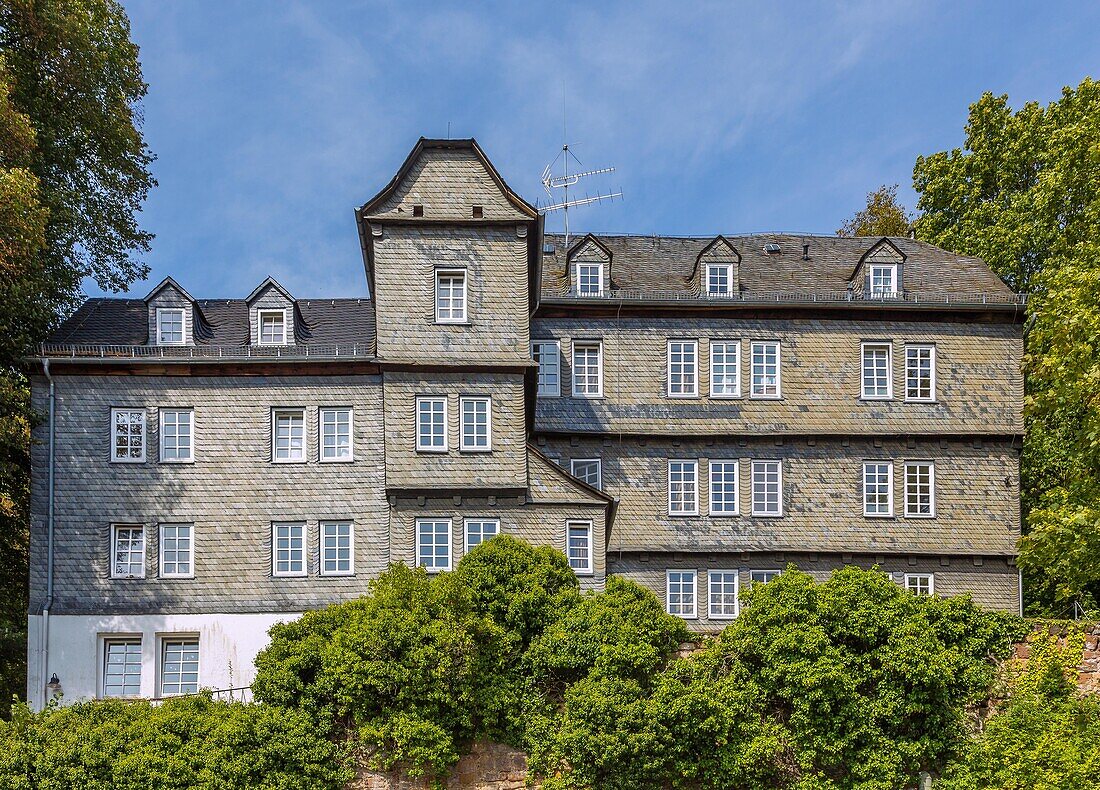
[763,243,781,255]
[471,205,483,219]
[869,264,899,298]
[156,308,185,346]
[258,309,288,345]
[412,204,424,217]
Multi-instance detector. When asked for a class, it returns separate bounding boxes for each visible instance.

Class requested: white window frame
[706,262,733,296]
[571,341,603,398]
[571,458,602,489]
[904,573,934,596]
[156,307,186,346]
[464,518,500,552]
[159,636,200,697]
[667,340,699,398]
[862,461,894,517]
[708,569,740,619]
[904,344,937,402]
[861,342,893,400]
[257,308,289,346]
[459,396,492,452]
[435,268,468,323]
[532,340,561,397]
[415,397,448,453]
[320,520,354,576]
[904,462,936,518]
[749,569,781,585]
[709,340,741,398]
[668,459,699,516]
[158,523,194,579]
[750,341,781,398]
[566,520,593,575]
[271,522,307,577]
[110,524,146,579]
[416,518,453,572]
[110,408,147,463]
[666,569,697,619]
[159,408,194,463]
[709,460,740,516]
[271,408,306,463]
[750,460,783,517]
[319,407,353,462]
[575,261,604,296]
[869,264,898,298]
[101,637,142,698]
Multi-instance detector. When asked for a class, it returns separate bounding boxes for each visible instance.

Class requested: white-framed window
[709,460,740,515]
[464,518,499,551]
[905,345,936,401]
[710,341,741,397]
[532,340,561,397]
[666,570,697,618]
[751,460,782,516]
[575,261,603,295]
[272,522,306,577]
[869,264,898,298]
[102,638,142,698]
[257,309,288,345]
[706,262,733,296]
[415,397,448,452]
[668,460,699,515]
[435,269,467,322]
[567,521,593,574]
[111,524,145,579]
[160,637,199,696]
[272,408,305,463]
[904,462,936,517]
[572,342,603,398]
[750,341,781,398]
[111,408,146,462]
[159,523,193,578]
[319,407,353,461]
[156,307,185,346]
[749,569,780,585]
[708,570,739,619]
[320,521,354,576]
[667,340,698,397]
[863,462,894,517]
[460,397,491,452]
[416,518,452,572]
[159,409,193,462]
[904,573,934,596]
[861,343,893,399]
[571,458,602,489]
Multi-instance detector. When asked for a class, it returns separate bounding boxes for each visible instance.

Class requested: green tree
[837,184,912,237]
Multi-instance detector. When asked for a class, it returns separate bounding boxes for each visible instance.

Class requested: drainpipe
[41,358,56,709]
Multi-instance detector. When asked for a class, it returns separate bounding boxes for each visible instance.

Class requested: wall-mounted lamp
[45,673,62,700]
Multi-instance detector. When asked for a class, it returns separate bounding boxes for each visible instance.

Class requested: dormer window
[576,262,603,296]
[869,264,898,298]
[258,309,288,345]
[156,308,185,346]
[706,263,732,296]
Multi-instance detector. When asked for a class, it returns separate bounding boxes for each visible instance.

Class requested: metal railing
[39,343,374,360]
[146,686,253,705]
[549,289,1028,306]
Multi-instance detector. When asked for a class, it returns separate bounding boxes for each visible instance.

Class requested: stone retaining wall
[349,741,530,790]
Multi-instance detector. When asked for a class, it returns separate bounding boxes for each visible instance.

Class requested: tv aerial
[539,143,622,249]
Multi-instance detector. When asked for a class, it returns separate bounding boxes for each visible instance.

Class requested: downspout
[41,358,56,709]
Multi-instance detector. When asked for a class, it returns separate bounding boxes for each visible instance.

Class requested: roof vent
[763,243,781,255]
[412,204,424,217]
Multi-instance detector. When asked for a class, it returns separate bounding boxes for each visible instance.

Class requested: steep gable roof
[245,277,295,304]
[144,276,194,303]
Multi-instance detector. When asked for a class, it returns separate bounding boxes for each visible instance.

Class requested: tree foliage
[836,184,912,238]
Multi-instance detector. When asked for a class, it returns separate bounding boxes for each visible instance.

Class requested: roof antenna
[446,121,451,139]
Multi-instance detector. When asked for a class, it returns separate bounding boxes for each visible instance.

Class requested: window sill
[272,573,309,579]
[271,459,307,465]
[710,511,741,518]
[319,457,355,464]
[904,398,938,404]
[537,392,562,399]
[319,571,356,577]
[160,458,194,465]
[863,514,896,519]
[667,393,701,400]
[435,320,471,326]
[750,512,784,518]
[111,458,146,464]
[708,613,738,621]
[572,394,605,400]
[903,513,937,519]
[415,447,449,454]
[709,393,743,400]
[110,575,146,581]
[668,512,700,518]
[748,394,782,401]
[859,396,894,402]
[256,343,292,348]
[159,575,195,580]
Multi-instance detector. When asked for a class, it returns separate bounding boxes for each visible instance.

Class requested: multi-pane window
[869,264,897,297]
[750,341,781,398]
[156,308,185,345]
[272,409,305,462]
[532,341,561,397]
[460,397,491,452]
[708,570,739,618]
[863,462,893,516]
[320,407,352,461]
[102,639,142,698]
[465,519,499,551]
[905,345,936,401]
[572,342,603,397]
[751,460,782,516]
[667,341,698,397]
[905,462,935,517]
[576,262,603,295]
[111,408,146,462]
[258,309,287,345]
[667,570,697,618]
[435,270,467,322]
[320,521,353,575]
[706,263,732,295]
[567,521,593,573]
[904,573,934,596]
[111,525,145,578]
[668,460,699,515]
[272,522,306,577]
[861,343,892,399]
[160,638,199,696]
[749,569,780,585]
[571,458,602,489]
[159,524,193,578]
[709,461,739,515]
[416,397,447,452]
[710,341,741,397]
[416,519,452,572]
[160,409,193,462]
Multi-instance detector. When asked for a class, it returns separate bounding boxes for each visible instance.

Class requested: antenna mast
[540,145,622,249]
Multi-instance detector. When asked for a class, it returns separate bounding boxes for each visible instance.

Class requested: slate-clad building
[26,138,1024,707]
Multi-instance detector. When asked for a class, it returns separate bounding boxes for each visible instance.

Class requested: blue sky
[107,0,1100,299]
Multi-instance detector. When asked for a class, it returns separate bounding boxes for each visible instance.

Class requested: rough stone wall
[350,741,531,790]
[1012,622,1100,694]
